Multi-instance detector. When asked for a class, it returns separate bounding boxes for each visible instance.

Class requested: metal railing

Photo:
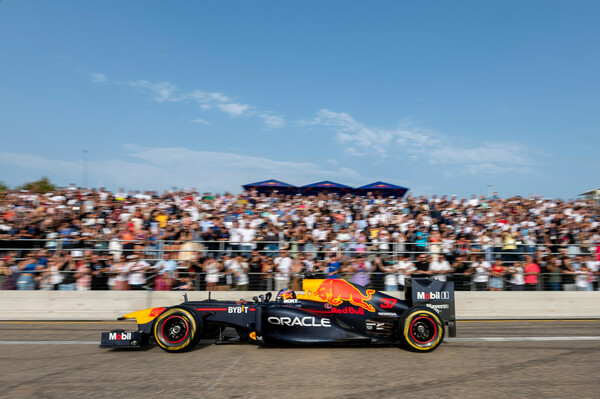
[0,237,597,259]
[2,271,597,292]
[1,238,598,291]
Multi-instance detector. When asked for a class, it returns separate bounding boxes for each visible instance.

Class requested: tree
[0,181,7,192]
[17,177,57,194]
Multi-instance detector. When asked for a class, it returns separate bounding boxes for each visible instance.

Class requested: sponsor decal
[330,307,364,315]
[426,303,449,309]
[249,332,263,340]
[228,306,249,314]
[377,312,397,316]
[416,291,450,300]
[312,280,376,312]
[425,304,449,313]
[283,299,299,304]
[267,316,331,328]
[109,332,131,340]
[149,307,166,318]
[366,321,386,331]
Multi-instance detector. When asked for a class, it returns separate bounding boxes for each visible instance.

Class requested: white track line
[447,336,600,342]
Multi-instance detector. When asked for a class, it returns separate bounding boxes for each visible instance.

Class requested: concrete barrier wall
[1,291,599,320]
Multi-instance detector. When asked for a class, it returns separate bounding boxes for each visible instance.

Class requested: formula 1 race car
[100,278,456,353]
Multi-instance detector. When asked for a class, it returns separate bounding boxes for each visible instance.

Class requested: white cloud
[308,108,537,175]
[259,114,286,129]
[184,90,230,105]
[305,109,441,158]
[129,80,179,103]
[90,73,107,84]
[218,103,250,117]
[191,118,211,125]
[123,79,282,127]
[0,146,364,192]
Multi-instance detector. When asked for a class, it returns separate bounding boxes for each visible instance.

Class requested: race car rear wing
[405,278,456,337]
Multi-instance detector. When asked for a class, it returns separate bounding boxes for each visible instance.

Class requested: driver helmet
[276,288,296,301]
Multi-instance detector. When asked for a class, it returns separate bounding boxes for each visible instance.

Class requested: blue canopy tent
[300,181,353,196]
[242,179,298,195]
[354,181,409,198]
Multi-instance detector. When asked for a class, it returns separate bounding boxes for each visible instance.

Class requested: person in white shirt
[229,256,249,290]
[127,255,149,290]
[312,226,328,242]
[397,255,416,290]
[585,255,599,291]
[428,256,452,281]
[383,258,399,291]
[240,227,256,257]
[111,254,129,290]
[508,261,525,291]
[468,195,479,207]
[274,250,293,291]
[472,258,492,291]
[228,222,242,256]
[204,258,220,292]
[573,256,592,291]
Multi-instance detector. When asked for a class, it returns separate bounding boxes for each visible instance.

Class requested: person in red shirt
[523,255,541,291]
[490,259,505,291]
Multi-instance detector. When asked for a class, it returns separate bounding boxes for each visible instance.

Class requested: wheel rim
[161,315,189,344]
[409,316,437,344]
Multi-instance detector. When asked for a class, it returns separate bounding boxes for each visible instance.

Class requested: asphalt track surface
[1,320,599,398]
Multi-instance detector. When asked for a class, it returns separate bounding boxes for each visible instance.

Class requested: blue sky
[1,1,598,199]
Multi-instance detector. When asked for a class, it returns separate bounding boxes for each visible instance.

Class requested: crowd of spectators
[0,186,599,292]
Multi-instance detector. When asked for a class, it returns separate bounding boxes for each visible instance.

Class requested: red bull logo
[312,280,376,312]
[330,307,364,315]
[149,307,166,318]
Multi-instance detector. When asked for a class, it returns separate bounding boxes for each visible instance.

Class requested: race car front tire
[399,307,444,352]
[153,307,203,353]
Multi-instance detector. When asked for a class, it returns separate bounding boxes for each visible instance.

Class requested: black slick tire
[153,307,202,353]
[399,307,444,352]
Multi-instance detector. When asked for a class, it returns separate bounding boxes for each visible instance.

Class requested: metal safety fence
[1,271,598,292]
[0,237,597,259]
[1,239,598,292]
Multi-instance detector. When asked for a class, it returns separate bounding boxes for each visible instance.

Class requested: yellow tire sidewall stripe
[403,310,443,351]
[154,308,197,351]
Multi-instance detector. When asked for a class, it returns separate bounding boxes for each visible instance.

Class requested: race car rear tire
[399,307,444,352]
[153,307,203,353]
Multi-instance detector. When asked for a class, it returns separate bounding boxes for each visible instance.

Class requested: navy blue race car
[101,278,455,353]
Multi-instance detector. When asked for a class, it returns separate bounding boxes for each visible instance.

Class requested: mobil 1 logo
[409,278,455,322]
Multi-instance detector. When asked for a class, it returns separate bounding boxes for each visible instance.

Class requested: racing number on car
[380,298,397,309]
